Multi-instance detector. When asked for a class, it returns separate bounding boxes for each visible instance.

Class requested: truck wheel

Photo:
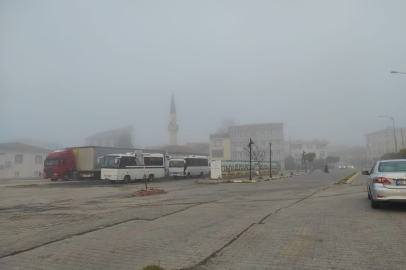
[123,176,130,184]
[51,179,58,182]
[109,180,116,184]
[62,173,70,181]
[148,174,154,182]
[199,172,203,178]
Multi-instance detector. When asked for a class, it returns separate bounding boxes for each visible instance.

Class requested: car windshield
[102,156,119,169]
[44,158,58,166]
[378,161,406,172]
[170,160,184,167]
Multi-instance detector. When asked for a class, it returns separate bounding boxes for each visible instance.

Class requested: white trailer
[100,152,165,184]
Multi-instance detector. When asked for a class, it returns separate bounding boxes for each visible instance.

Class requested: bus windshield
[170,160,184,167]
[103,156,119,169]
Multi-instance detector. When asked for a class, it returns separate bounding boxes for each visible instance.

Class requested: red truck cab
[44,149,75,181]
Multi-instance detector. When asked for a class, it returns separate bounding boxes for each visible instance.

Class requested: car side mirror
[362,171,370,175]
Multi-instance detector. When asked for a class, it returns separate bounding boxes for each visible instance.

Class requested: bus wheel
[62,173,70,181]
[123,176,130,184]
[109,180,116,184]
[199,172,203,178]
[148,174,154,182]
[174,176,178,179]
[187,172,191,179]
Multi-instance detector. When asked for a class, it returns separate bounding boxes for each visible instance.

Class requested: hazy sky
[1,0,406,148]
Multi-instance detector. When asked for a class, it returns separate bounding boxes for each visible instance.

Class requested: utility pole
[269,142,272,179]
[302,151,307,173]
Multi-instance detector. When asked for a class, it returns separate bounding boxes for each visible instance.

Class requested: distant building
[327,145,367,167]
[0,143,52,179]
[365,127,406,164]
[85,126,134,148]
[14,138,64,151]
[285,139,328,166]
[209,123,285,169]
[209,133,231,161]
[158,145,207,158]
[168,94,179,145]
[184,142,210,155]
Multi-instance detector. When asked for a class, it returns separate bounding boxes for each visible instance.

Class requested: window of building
[212,150,224,158]
[35,155,42,164]
[15,171,19,177]
[260,130,265,136]
[274,140,280,146]
[320,151,325,158]
[250,131,255,136]
[276,150,281,156]
[268,130,272,135]
[275,130,279,135]
[307,145,313,149]
[15,155,23,164]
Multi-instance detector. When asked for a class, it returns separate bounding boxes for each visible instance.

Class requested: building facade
[365,127,406,163]
[0,143,52,179]
[167,94,179,145]
[85,126,134,148]
[229,123,285,169]
[285,139,328,166]
[209,133,231,161]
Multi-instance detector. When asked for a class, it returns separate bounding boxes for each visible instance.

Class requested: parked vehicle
[362,159,406,209]
[43,146,169,181]
[101,152,165,184]
[169,155,209,178]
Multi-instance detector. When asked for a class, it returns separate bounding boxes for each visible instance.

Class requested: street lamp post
[303,151,307,173]
[269,142,272,179]
[248,139,254,180]
[379,116,398,158]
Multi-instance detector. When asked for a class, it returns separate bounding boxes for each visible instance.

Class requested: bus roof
[184,155,208,159]
[104,153,163,158]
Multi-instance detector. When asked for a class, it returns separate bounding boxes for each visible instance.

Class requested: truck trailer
[43,146,169,181]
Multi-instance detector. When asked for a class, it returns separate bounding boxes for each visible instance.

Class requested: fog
[1,0,406,148]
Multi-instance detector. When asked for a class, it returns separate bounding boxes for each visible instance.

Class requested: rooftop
[158,145,206,156]
[86,126,133,140]
[0,142,53,154]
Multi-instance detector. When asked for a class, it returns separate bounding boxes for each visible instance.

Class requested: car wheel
[109,180,116,184]
[50,179,58,182]
[368,189,371,200]
[148,174,154,182]
[123,176,130,184]
[62,173,70,181]
[371,198,380,209]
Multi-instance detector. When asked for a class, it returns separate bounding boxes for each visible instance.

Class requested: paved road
[1,170,405,269]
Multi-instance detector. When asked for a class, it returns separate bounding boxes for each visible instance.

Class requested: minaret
[168,94,179,145]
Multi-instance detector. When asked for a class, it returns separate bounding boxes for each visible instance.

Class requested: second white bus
[169,155,209,178]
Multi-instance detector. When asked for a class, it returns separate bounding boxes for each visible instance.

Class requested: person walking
[324,165,329,173]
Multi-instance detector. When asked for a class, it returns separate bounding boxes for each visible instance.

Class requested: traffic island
[132,189,165,196]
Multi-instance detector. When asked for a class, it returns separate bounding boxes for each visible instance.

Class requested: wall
[0,151,48,179]
[210,138,231,161]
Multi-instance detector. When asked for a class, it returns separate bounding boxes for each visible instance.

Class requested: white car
[362,159,406,209]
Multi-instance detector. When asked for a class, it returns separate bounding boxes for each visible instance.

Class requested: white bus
[101,153,165,184]
[169,155,209,178]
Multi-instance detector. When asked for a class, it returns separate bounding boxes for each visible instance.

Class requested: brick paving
[1,170,397,270]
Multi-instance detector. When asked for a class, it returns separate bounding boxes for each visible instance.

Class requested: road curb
[346,171,360,184]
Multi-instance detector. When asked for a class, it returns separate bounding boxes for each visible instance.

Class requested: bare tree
[244,143,270,178]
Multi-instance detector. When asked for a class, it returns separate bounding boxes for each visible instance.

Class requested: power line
[395,97,406,117]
